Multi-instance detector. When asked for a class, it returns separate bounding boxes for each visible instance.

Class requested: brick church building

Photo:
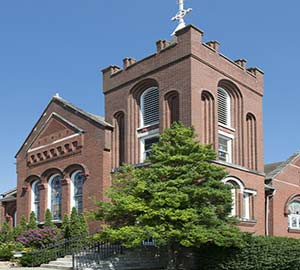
[0,20,299,237]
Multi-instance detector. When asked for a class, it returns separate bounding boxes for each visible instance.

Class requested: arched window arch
[128,79,159,164]
[31,180,40,221]
[217,80,244,166]
[217,87,231,127]
[48,174,62,221]
[70,170,84,214]
[164,91,179,128]
[140,86,159,127]
[113,111,125,167]
[246,113,257,170]
[223,177,244,217]
[201,91,215,146]
[288,200,300,230]
[223,177,256,220]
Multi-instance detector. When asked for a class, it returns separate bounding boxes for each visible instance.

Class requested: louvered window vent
[218,88,230,126]
[141,87,159,126]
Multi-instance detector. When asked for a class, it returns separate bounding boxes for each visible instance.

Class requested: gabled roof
[16,95,113,157]
[53,95,112,128]
[264,152,300,180]
[1,188,17,197]
[0,188,17,202]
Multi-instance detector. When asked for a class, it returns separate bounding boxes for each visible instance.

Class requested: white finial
[55,93,60,98]
[171,0,192,36]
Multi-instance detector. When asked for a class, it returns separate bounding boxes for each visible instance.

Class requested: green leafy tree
[93,122,246,270]
[28,212,38,230]
[19,215,28,232]
[44,209,54,227]
[62,214,71,239]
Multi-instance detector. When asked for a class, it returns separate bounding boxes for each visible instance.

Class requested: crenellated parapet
[102,24,263,96]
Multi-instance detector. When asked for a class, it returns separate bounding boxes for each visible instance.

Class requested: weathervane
[171,0,192,36]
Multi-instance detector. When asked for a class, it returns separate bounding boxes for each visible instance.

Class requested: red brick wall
[102,25,265,235]
[0,200,17,227]
[16,99,112,233]
[268,156,300,238]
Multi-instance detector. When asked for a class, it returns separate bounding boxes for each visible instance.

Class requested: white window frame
[243,189,256,221]
[288,201,300,230]
[140,87,160,128]
[289,214,300,230]
[139,130,159,163]
[218,87,231,127]
[70,170,84,213]
[230,188,236,216]
[223,177,244,217]
[31,180,40,219]
[243,193,250,220]
[218,131,233,163]
[223,178,256,220]
[48,174,62,222]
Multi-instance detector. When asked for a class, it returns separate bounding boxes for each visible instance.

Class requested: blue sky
[0,0,299,193]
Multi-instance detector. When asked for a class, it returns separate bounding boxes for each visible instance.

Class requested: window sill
[218,123,236,132]
[216,159,233,165]
[38,220,62,225]
[288,228,300,234]
[137,127,159,137]
[239,219,257,227]
[137,123,159,132]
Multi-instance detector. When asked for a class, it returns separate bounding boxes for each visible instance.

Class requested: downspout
[266,188,276,236]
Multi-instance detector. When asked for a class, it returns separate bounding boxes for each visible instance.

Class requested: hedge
[198,236,300,270]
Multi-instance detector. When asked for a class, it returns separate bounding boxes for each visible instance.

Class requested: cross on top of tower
[171,0,192,36]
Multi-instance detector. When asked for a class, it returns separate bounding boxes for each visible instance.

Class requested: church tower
[102,1,265,235]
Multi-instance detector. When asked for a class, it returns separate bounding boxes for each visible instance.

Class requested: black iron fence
[20,234,88,267]
[72,241,123,270]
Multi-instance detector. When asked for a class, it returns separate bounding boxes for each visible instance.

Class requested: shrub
[70,207,81,237]
[12,225,24,240]
[44,209,54,228]
[79,213,89,235]
[19,215,28,232]
[63,208,89,239]
[0,242,23,261]
[27,212,38,230]
[0,221,13,243]
[61,215,71,239]
[19,252,42,267]
[198,236,300,270]
[17,227,62,249]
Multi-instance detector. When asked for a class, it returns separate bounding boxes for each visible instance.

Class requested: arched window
[138,86,160,162]
[217,87,231,127]
[288,201,300,229]
[70,171,84,214]
[201,91,215,146]
[223,177,256,220]
[165,91,179,127]
[31,180,40,221]
[114,112,125,167]
[140,87,159,127]
[224,178,244,217]
[246,113,257,170]
[48,174,62,221]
